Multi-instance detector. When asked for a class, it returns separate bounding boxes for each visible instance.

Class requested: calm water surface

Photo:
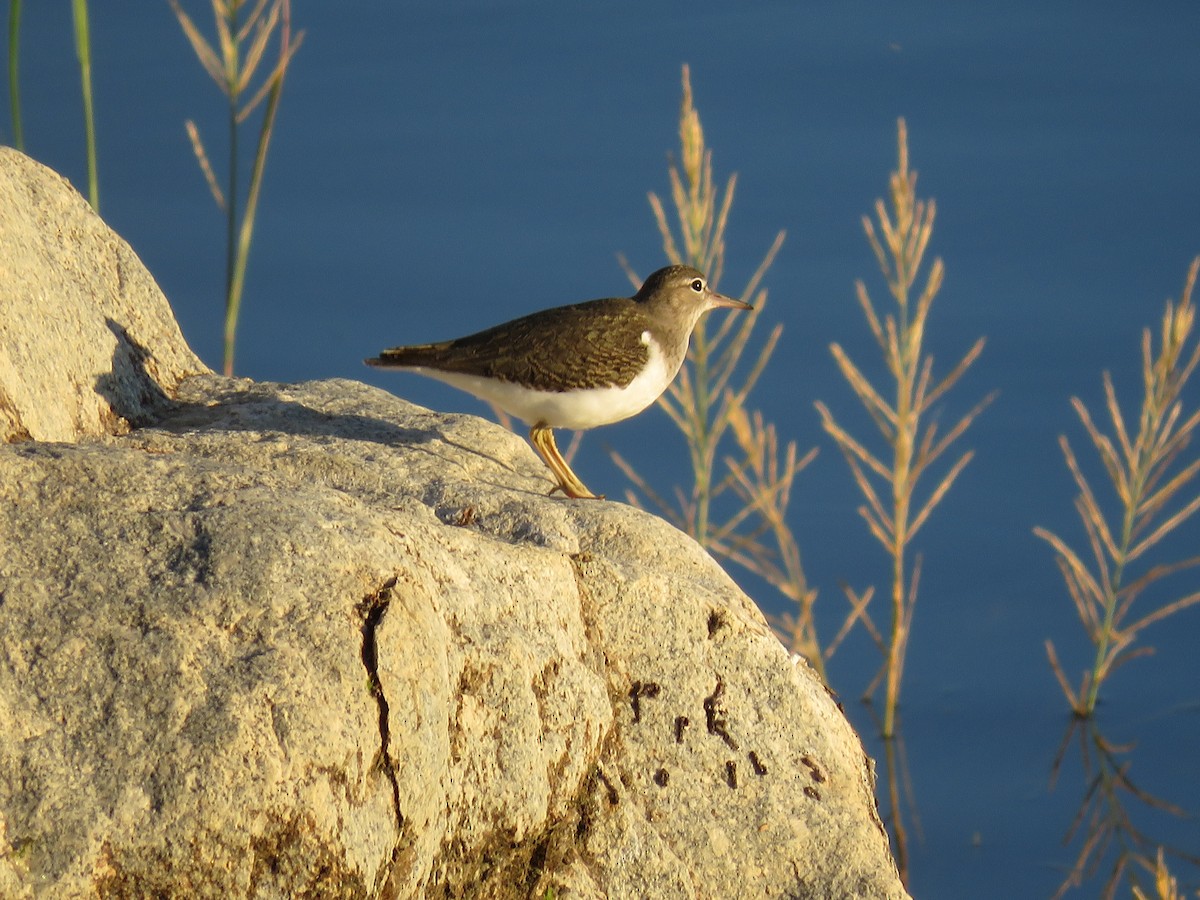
[8,3,1200,897]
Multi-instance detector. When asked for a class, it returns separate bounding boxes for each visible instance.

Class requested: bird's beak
[708,290,753,311]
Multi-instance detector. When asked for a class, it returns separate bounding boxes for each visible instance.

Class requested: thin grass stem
[173,0,302,376]
[71,0,98,211]
[7,0,23,150]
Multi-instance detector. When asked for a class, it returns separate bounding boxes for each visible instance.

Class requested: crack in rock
[358,577,403,831]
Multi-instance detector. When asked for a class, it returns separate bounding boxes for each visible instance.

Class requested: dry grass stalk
[1037,257,1200,718]
[815,118,994,738]
[1131,849,1182,900]
[616,65,786,543]
[610,65,825,676]
[170,0,303,376]
[719,405,821,665]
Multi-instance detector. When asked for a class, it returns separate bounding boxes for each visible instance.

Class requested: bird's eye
[690,278,704,292]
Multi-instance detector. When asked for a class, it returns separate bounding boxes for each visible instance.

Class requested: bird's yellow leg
[529,425,604,500]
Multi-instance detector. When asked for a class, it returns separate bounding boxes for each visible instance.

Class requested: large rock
[0,148,907,898]
[0,146,208,443]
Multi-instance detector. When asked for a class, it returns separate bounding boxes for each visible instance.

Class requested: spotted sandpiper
[365,264,752,499]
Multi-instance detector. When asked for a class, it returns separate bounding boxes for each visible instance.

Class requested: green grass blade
[7,0,23,149]
[226,18,294,376]
[71,0,99,210]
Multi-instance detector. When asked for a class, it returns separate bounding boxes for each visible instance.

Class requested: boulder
[0,147,907,898]
[0,146,208,443]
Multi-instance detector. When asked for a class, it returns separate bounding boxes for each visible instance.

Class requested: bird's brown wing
[369,297,653,391]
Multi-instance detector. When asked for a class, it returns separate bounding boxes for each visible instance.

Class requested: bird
[365,264,752,499]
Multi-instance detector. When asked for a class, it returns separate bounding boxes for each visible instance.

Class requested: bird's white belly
[413,344,674,430]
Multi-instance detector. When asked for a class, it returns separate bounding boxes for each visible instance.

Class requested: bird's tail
[363,341,453,369]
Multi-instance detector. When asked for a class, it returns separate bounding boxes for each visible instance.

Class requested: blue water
[7,3,1200,897]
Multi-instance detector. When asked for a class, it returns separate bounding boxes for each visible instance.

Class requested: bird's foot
[530,425,605,500]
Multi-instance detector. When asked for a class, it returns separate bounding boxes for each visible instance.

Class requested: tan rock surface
[0,146,208,443]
